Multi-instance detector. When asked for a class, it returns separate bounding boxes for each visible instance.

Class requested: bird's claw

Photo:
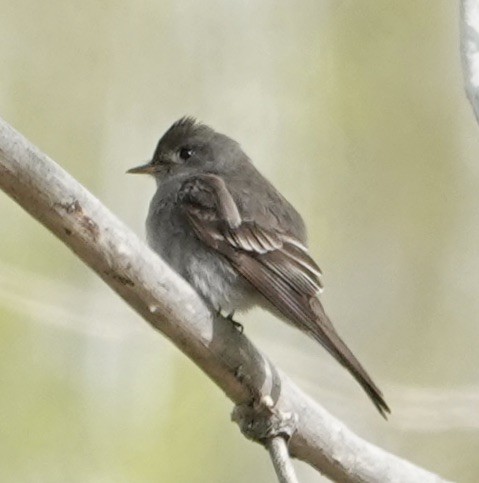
[218,308,244,333]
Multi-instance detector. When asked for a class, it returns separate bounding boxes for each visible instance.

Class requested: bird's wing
[178,174,390,417]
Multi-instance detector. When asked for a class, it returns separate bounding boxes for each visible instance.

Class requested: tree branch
[0,117,447,482]
[268,437,299,483]
[460,0,479,122]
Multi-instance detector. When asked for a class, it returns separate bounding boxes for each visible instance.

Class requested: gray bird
[128,117,390,417]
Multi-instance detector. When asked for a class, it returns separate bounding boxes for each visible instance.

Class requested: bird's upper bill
[126,161,156,175]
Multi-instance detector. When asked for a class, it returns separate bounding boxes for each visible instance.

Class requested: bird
[127,117,390,418]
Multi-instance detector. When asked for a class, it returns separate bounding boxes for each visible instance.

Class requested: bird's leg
[216,307,244,333]
[226,310,243,333]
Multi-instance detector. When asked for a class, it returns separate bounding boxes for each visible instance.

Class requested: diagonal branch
[0,117,447,482]
[460,0,479,122]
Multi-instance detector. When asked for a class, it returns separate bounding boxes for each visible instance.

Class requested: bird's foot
[217,307,244,333]
[226,311,243,333]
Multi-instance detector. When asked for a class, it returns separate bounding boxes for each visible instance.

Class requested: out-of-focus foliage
[0,1,478,482]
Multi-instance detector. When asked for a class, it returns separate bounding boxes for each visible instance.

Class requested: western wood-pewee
[128,117,390,417]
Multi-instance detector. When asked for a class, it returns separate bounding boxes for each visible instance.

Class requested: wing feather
[178,174,390,417]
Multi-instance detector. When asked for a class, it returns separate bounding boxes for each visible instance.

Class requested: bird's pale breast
[146,182,257,313]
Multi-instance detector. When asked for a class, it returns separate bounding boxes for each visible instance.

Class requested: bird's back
[219,157,307,244]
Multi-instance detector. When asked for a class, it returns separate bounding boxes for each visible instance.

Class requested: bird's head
[127,117,244,182]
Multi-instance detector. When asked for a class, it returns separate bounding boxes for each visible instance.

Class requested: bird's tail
[309,298,391,418]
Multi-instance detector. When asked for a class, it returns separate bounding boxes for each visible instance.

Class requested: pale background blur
[1,1,478,482]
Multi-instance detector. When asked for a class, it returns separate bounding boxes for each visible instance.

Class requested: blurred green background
[1,1,478,481]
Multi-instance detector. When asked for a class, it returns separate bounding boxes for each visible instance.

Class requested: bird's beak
[126,161,156,175]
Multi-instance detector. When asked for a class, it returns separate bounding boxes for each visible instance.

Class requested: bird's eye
[179,147,193,161]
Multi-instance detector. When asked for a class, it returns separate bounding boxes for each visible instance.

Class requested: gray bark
[461,0,479,122]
